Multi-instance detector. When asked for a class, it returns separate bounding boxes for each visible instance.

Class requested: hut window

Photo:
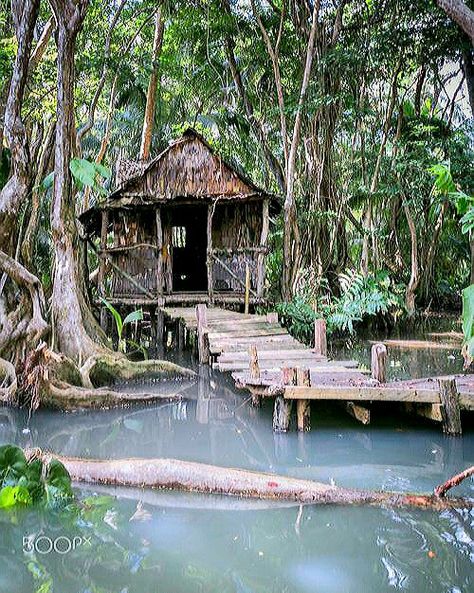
[172,226,186,248]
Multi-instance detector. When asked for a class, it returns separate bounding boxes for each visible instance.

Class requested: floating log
[371,339,460,350]
[27,450,474,510]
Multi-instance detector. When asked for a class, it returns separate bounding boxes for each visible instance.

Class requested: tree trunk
[462,47,474,118]
[27,450,474,510]
[0,0,40,255]
[139,8,164,161]
[282,0,320,300]
[48,0,102,362]
[404,202,419,315]
[435,0,474,44]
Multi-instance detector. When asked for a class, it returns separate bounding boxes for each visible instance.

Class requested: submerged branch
[434,466,474,498]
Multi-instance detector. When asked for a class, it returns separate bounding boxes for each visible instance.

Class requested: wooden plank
[216,362,364,372]
[210,340,302,354]
[217,349,326,362]
[207,327,286,339]
[284,385,441,403]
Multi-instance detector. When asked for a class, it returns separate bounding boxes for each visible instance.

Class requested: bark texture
[436,0,474,43]
[139,8,164,161]
[0,0,40,255]
[26,450,474,510]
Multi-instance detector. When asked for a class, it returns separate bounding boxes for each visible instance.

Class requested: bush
[276,269,404,344]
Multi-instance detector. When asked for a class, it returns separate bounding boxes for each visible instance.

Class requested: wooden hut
[80,129,275,310]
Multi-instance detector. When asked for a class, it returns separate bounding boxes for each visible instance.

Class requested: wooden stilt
[314,318,327,356]
[296,368,311,432]
[248,344,261,407]
[196,303,210,364]
[244,263,250,315]
[438,377,462,436]
[273,367,295,432]
[371,342,387,383]
[155,307,164,357]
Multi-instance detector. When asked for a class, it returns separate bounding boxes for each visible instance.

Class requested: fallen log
[27,450,474,510]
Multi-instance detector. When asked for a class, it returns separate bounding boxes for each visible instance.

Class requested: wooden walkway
[162,305,473,435]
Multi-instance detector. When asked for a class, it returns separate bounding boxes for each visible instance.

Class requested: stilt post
[244,263,250,314]
[438,377,462,436]
[314,318,327,356]
[296,368,311,432]
[371,343,387,383]
[196,303,210,364]
[273,367,295,432]
[248,343,261,407]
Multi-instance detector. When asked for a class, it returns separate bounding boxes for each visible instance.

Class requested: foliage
[41,159,111,197]
[0,445,73,510]
[100,297,144,354]
[461,284,474,368]
[277,270,404,343]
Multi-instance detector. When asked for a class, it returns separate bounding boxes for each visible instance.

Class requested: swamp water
[1,330,473,593]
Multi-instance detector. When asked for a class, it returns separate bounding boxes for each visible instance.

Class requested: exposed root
[80,352,196,388]
[10,343,196,411]
[0,356,17,403]
[40,379,188,410]
[0,250,48,357]
[25,449,474,510]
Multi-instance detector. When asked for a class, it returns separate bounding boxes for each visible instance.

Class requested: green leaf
[70,158,97,188]
[40,171,54,192]
[0,445,27,485]
[44,459,73,509]
[94,163,111,180]
[0,485,31,508]
[123,309,143,326]
[100,297,123,339]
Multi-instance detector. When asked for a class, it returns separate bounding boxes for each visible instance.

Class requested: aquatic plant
[100,298,144,354]
[0,445,73,510]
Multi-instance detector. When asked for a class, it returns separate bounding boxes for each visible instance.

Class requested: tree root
[80,353,196,388]
[9,343,197,411]
[0,356,17,403]
[25,450,474,510]
[40,379,190,410]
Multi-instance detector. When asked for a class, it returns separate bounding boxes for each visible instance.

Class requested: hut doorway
[169,204,208,292]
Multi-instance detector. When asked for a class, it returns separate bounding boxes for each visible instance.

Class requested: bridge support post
[438,377,462,436]
[273,367,295,432]
[296,368,311,431]
[196,303,210,364]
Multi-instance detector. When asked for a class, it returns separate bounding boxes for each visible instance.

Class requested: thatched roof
[80,128,277,232]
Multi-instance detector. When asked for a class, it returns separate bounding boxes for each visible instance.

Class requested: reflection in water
[0,334,473,592]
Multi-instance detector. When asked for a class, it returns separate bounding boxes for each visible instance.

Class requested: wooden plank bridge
[161,305,473,435]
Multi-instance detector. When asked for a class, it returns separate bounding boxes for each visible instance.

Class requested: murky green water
[1,327,473,593]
